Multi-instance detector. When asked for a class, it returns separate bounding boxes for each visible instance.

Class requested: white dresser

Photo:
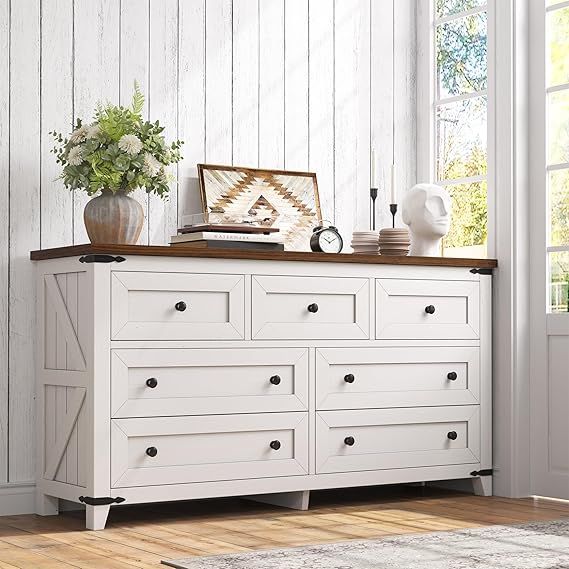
[31,245,496,530]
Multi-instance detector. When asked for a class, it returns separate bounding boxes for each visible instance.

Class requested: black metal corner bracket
[78,496,126,506]
[470,469,493,477]
[79,255,126,264]
[470,268,493,275]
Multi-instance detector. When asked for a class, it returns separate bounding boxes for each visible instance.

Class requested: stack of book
[170,224,284,251]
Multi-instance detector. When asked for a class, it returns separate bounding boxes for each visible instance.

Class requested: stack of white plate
[378,228,411,256]
[350,231,380,254]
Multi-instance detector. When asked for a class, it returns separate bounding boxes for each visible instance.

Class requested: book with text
[171,232,284,244]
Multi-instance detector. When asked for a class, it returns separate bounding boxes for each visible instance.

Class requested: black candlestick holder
[389,203,397,229]
[370,188,378,231]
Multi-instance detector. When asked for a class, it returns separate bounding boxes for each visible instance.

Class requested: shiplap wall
[0,0,416,491]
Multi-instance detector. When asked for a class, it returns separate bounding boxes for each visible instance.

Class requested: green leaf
[131,81,145,115]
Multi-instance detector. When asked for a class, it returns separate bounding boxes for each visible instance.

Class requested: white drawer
[316,347,480,410]
[376,279,480,340]
[111,271,245,340]
[111,348,309,417]
[111,413,308,488]
[252,275,369,340]
[316,406,480,474]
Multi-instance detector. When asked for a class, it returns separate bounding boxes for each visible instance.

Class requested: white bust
[401,183,451,257]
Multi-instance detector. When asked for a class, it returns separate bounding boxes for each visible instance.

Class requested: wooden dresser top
[30,244,498,269]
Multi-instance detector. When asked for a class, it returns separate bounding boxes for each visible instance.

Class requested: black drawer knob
[425,305,436,314]
[344,436,355,446]
[447,371,458,381]
[175,301,187,312]
[270,375,281,385]
[307,303,319,313]
[146,446,158,457]
[447,431,458,441]
[270,440,281,451]
[146,377,158,388]
[344,374,355,384]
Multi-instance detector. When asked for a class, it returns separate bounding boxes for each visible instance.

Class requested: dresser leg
[472,476,493,496]
[86,505,110,530]
[35,492,59,516]
[245,490,310,511]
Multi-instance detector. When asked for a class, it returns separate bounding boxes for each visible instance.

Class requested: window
[418,0,489,258]
[546,1,569,313]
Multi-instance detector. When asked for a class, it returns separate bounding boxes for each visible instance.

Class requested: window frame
[544,1,569,313]
[529,0,569,318]
[417,0,495,257]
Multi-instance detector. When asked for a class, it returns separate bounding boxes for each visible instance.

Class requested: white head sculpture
[402,183,451,257]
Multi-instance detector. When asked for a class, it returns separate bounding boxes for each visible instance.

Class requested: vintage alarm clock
[310,223,343,253]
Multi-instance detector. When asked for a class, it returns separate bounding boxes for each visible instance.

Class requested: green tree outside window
[436,5,488,253]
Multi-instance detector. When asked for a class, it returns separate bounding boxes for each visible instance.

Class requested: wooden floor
[0,487,568,568]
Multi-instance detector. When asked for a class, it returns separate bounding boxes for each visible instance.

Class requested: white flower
[142,153,161,177]
[67,145,84,166]
[159,169,174,184]
[118,134,143,155]
[69,125,89,144]
[85,123,101,139]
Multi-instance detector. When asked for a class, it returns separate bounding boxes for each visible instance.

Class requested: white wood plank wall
[0,0,416,491]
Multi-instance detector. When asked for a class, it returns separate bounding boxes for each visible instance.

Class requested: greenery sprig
[50,83,183,199]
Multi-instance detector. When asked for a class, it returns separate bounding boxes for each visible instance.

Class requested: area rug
[163,519,569,568]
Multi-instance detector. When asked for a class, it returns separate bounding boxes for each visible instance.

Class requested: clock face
[319,228,343,253]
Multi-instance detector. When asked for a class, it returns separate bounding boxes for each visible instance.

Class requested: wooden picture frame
[197,164,322,251]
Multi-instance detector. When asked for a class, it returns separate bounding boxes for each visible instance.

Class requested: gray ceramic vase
[83,189,144,244]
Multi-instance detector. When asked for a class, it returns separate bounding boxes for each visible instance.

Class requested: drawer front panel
[111,348,309,417]
[316,406,480,474]
[316,347,480,410]
[111,272,244,340]
[376,279,479,340]
[112,413,308,488]
[252,275,369,340]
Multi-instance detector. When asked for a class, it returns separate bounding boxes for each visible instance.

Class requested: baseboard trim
[0,483,36,515]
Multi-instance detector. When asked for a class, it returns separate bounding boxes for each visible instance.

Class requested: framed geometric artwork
[197,164,322,251]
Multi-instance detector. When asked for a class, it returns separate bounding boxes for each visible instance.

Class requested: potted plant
[51,84,183,244]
